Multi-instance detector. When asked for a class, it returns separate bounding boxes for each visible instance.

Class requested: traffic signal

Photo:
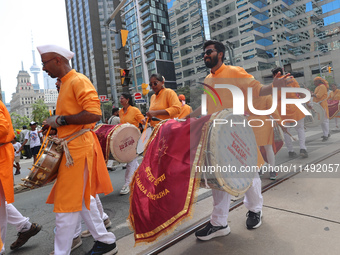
[120,69,130,87]
[141,83,150,95]
[115,30,129,50]
[328,66,332,73]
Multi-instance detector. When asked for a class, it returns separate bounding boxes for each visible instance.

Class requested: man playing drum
[312,77,330,142]
[37,45,117,255]
[271,67,308,158]
[186,40,292,241]
[327,84,340,128]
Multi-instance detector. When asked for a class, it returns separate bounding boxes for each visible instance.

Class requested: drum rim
[305,103,326,127]
[137,127,153,155]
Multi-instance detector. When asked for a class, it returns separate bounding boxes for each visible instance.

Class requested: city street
[4,121,340,254]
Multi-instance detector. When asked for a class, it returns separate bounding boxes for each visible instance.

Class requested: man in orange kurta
[37,45,117,255]
[187,40,292,241]
[271,67,308,158]
[0,100,15,253]
[312,77,329,141]
[177,94,192,119]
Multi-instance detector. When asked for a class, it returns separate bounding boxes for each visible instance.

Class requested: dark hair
[271,67,283,76]
[22,125,27,129]
[203,40,225,61]
[150,73,164,82]
[112,107,119,115]
[121,93,134,106]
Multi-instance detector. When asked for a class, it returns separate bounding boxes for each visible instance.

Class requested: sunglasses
[202,49,217,57]
[42,57,57,67]
[150,81,159,87]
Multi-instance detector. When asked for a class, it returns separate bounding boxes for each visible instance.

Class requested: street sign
[99,95,109,102]
[134,92,142,100]
[135,99,146,104]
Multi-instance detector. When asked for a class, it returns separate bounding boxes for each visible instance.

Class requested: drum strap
[50,129,91,167]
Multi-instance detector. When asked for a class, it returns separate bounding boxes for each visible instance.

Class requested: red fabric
[94,124,118,161]
[328,100,340,119]
[129,115,210,243]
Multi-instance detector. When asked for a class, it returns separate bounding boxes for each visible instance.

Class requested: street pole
[130,42,139,92]
[103,0,118,105]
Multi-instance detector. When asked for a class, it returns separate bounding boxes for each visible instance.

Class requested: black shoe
[246,210,262,229]
[195,222,230,241]
[322,136,328,142]
[288,151,297,158]
[300,149,308,158]
[86,241,118,255]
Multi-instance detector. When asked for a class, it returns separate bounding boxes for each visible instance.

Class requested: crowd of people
[1,40,338,255]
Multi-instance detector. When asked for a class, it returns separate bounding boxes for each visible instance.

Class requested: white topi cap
[37,45,74,60]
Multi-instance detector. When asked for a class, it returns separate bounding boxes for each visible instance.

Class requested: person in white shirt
[19,122,43,163]
[11,137,21,175]
[107,107,120,125]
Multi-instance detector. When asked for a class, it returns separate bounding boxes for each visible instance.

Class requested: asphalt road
[4,121,340,254]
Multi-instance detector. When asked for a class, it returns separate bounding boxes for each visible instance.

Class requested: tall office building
[123,0,176,89]
[43,72,57,90]
[168,0,210,87]
[64,0,125,101]
[169,0,340,87]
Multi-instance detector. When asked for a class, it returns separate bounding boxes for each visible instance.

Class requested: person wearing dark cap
[19,122,43,163]
[107,107,120,125]
[37,44,117,255]
[19,125,31,159]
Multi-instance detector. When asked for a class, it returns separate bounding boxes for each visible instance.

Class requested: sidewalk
[116,132,340,255]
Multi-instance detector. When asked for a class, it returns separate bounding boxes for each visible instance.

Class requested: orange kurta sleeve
[0,100,15,205]
[119,106,145,128]
[178,104,192,119]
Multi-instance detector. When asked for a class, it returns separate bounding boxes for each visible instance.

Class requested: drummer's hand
[146,111,156,118]
[272,72,293,88]
[141,119,146,125]
[46,115,61,129]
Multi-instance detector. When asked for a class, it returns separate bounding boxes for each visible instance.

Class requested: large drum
[202,110,258,196]
[305,103,325,127]
[136,127,153,155]
[94,124,141,163]
[22,139,62,189]
[328,100,340,119]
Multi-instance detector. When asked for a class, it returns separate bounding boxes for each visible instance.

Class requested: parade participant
[11,137,21,175]
[108,107,120,125]
[327,84,340,128]
[271,67,308,158]
[247,95,283,180]
[19,122,43,163]
[146,74,181,127]
[312,77,329,141]
[186,40,292,241]
[19,125,31,159]
[6,202,42,250]
[37,44,117,255]
[177,94,192,119]
[0,99,15,254]
[119,93,145,195]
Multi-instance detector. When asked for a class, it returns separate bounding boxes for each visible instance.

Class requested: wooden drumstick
[278,124,297,141]
[142,117,149,143]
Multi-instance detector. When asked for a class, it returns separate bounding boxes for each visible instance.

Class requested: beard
[204,54,218,68]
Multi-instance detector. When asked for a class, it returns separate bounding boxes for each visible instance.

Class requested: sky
[0,0,70,103]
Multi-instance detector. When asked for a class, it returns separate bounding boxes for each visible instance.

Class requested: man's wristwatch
[57,116,68,126]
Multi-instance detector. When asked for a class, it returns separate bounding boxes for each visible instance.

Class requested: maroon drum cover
[328,100,340,119]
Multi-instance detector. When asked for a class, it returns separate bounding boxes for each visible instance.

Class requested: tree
[10,112,30,131]
[101,101,113,122]
[32,99,50,124]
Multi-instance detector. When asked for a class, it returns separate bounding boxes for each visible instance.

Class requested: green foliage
[101,101,113,122]
[31,99,50,124]
[176,85,202,110]
[10,112,30,131]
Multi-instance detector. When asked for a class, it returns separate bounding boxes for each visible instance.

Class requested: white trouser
[74,194,109,238]
[125,157,139,186]
[211,175,263,227]
[335,118,338,127]
[263,145,275,170]
[284,118,306,152]
[0,181,8,254]
[54,163,116,255]
[321,117,329,137]
[6,203,31,232]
